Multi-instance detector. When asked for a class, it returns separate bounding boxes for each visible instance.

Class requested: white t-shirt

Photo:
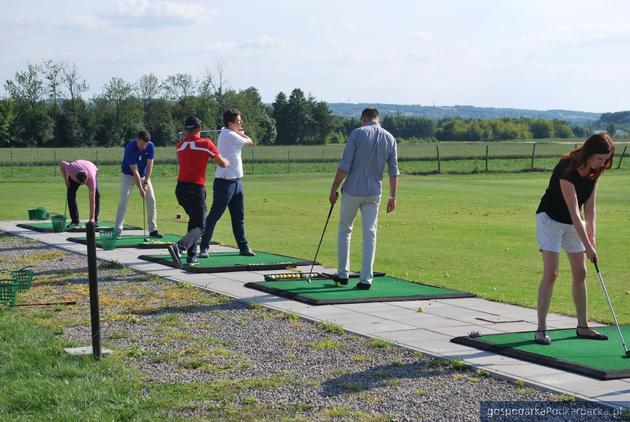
[215,128,248,179]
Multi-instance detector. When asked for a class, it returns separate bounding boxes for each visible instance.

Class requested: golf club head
[625,350,630,357]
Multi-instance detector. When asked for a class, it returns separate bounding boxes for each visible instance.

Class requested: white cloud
[504,24,630,49]
[109,0,217,25]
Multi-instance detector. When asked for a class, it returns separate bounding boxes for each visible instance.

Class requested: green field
[1,168,629,324]
[2,141,628,176]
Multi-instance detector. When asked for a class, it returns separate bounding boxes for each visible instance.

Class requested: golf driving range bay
[1,170,629,419]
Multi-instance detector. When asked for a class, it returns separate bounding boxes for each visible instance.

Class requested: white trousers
[337,193,380,284]
[115,174,157,232]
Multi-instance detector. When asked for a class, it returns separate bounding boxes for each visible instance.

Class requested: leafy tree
[135,73,161,104]
[94,77,143,146]
[272,92,290,144]
[144,98,176,146]
[4,64,53,146]
[162,73,196,123]
[0,99,15,147]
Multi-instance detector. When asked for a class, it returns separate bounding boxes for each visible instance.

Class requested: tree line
[0,60,600,148]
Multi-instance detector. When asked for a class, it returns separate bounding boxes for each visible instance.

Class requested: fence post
[53,149,57,176]
[10,148,13,178]
[485,144,489,172]
[617,145,627,169]
[322,147,326,173]
[436,145,441,173]
[287,148,290,174]
[251,148,254,175]
[530,143,537,170]
[96,148,100,168]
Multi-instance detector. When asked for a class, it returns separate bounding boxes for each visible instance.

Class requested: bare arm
[59,162,69,187]
[583,180,597,246]
[212,155,230,168]
[144,159,154,184]
[387,175,399,213]
[88,189,96,223]
[560,179,596,261]
[329,168,348,204]
[129,164,146,197]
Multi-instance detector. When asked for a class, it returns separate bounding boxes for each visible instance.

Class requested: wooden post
[436,145,441,173]
[617,145,627,169]
[485,144,489,172]
[531,143,537,170]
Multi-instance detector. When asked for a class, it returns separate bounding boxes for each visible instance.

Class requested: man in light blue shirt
[329,108,399,289]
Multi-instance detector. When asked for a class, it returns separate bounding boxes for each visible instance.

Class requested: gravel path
[1,232,625,421]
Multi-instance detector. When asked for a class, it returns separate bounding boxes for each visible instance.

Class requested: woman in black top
[535,133,615,345]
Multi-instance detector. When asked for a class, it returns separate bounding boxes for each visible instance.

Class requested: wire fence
[0,141,628,178]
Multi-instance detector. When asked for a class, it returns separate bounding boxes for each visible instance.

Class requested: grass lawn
[0,169,628,324]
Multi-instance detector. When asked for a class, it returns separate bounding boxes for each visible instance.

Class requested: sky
[1,0,630,113]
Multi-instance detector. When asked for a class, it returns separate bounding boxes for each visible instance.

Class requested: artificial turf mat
[67,234,217,249]
[17,221,141,233]
[245,275,475,305]
[451,326,630,380]
[139,251,314,273]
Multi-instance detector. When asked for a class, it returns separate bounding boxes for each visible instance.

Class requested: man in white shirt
[199,109,255,257]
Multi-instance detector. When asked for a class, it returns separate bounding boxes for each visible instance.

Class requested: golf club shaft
[594,261,629,352]
[142,194,147,240]
[307,200,336,281]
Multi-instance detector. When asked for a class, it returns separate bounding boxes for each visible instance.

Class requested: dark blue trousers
[175,182,206,257]
[200,178,249,251]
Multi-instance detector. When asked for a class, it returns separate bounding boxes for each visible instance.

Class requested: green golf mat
[17,221,141,233]
[451,326,630,380]
[67,234,217,249]
[244,275,475,305]
[139,251,314,273]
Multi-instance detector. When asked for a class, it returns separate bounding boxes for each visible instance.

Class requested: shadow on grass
[130,300,245,317]
[320,361,449,397]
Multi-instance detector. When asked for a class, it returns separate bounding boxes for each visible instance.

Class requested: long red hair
[561,132,615,180]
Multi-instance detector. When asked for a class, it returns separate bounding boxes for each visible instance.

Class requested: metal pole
[86,222,102,360]
[10,149,13,178]
[531,143,537,170]
[251,148,254,175]
[287,148,290,174]
[436,145,441,173]
[322,147,325,173]
[616,145,627,169]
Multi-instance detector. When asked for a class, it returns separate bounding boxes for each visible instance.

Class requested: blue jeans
[200,178,249,251]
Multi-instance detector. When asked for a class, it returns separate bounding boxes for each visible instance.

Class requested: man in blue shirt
[114,130,162,238]
[329,108,399,289]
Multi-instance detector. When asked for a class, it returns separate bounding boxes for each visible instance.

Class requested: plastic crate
[28,207,50,220]
[11,268,34,291]
[99,229,117,250]
[51,215,67,233]
[0,280,17,306]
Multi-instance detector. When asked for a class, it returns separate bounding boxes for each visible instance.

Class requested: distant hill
[328,103,600,125]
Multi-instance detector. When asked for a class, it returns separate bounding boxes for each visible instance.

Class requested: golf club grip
[593,259,600,273]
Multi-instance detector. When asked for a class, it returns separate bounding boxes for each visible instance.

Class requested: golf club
[142,193,147,243]
[306,195,336,283]
[593,259,630,357]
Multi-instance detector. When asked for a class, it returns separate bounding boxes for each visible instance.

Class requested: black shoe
[576,326,608,340]
[240,248,256,257]
[149,230,163,238]
[331,274,349,286]
[355,282,371,290]
[167,243,182,269]
[534,330,552,345]
[187,255,199,266]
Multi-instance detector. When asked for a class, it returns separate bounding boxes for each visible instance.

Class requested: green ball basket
[51,214,67,233]
[99,229,118,250]
[11,268,34,291]
[0,280,17,306]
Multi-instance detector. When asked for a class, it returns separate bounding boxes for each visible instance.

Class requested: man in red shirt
[168,117,230,268]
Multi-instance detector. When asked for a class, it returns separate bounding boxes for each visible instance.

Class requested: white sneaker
[67,222,80,230]
[199,248,209,258]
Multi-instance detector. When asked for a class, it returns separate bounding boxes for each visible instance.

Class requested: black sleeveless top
[536,159,596,224]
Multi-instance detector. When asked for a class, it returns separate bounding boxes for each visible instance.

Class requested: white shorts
[536,212,585,254]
